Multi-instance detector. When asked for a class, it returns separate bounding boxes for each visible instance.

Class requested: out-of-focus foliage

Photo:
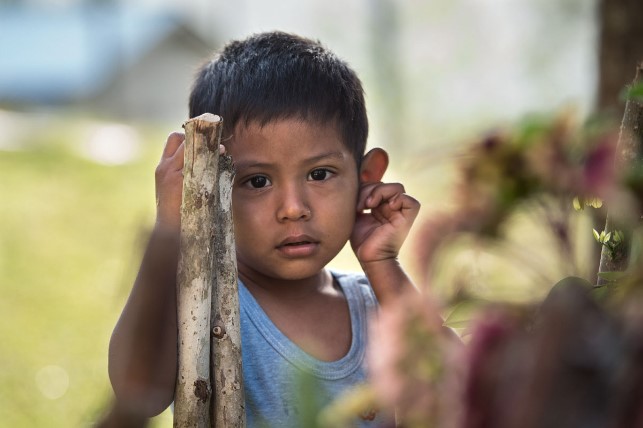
[621,81,643,103]
[421,111,618,241]
[320,111,643,427]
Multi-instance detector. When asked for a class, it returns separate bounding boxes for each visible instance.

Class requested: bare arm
[350,178,421,305]
[108,133,186,416]
[359,258,417,305]
[108,225,179,417]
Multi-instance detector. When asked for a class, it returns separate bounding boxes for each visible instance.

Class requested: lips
[277,234,317,247]
[276,234,319,257]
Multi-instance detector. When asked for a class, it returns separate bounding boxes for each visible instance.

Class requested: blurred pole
[369,0,405,152]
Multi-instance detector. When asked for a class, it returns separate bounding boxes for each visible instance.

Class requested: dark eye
[308,169,332,181]
[247,175,271,188]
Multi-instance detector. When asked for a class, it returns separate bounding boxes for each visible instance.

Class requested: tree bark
[210,154,245,427]
[591,0,643,281]
[597,0,643,115]
[174,113,223,427]
[597,63,643,284]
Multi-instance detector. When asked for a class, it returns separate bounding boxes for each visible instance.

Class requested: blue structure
[0,5,192,105]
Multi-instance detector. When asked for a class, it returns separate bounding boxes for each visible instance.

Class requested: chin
[245,259,329,283]
[271,264,327,281]
[237,248,342,283]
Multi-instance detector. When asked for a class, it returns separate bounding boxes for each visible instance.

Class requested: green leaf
[593,228,601,242]
[587,197,603,209]
[604,232,612,243]
[597,271,627,282]
[573,196,583,211]
[620,82,643,102]
[613,230,624,243]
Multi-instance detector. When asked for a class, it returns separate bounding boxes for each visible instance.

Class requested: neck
[238,267,333,302]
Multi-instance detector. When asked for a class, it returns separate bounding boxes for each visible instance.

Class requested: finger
[356,183,380,211]
[162,132,185,159]
[388,193,421,214]
[168,142,185,171]
[370,207,389,224]
[158,141,185,174]
[219,144,226,155]
[360,183,406,210]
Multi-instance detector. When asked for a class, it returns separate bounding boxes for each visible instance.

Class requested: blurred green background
[0,118,167,425]
[1,0,640,426]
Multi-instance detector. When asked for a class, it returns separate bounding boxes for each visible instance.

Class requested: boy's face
[226,118,359,283]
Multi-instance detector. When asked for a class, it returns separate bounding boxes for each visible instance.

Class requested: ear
[360,148,389,183]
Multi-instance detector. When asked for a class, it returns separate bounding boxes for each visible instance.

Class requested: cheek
[231,197,265,239]
[325,183,358,229]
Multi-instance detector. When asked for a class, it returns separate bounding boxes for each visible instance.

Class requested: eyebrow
[304,151,346,164]
[234,151,346,171]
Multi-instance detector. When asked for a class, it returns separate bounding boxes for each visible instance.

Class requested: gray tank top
[239,270,381,427]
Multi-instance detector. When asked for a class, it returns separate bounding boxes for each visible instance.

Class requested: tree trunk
[174,113,223,427]
[591,0,643,282]
[210,154,245,427]
[597,0,643,115]
[597,63,643,284]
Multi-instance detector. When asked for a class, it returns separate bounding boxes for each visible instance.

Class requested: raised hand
[350,181,420,265]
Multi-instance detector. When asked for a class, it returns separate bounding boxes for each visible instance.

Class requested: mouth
[277,235,318,248]
[276,235,319,257]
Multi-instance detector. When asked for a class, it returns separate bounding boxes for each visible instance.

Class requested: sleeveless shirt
[239,271,380,427]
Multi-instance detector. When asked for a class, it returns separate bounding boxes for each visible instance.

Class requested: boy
[109,31,420,427]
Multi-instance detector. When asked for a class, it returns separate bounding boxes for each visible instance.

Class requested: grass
[0,119,175,426]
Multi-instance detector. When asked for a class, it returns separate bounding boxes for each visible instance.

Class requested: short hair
[188,31,368,164]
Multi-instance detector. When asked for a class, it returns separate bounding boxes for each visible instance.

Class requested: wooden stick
[597,62,643,284]
[174,113,223,427]
[210,153,245,427]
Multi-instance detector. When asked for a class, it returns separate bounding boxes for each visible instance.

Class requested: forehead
[227,118,349,161]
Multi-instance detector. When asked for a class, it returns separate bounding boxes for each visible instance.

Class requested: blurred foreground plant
[322,74,643,426]
[415,110,622,287]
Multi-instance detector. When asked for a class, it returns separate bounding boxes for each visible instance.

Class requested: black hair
[188,31,368,164]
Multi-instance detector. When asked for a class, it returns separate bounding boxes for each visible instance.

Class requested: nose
[276,183,311,222]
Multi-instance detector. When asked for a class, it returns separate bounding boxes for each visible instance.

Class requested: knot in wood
[212,323,226,339]
[193,378,211,403]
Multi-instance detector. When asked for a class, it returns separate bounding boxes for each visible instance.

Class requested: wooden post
[597,62,643,284]
[174,113,223,427]
[210,154,245,427]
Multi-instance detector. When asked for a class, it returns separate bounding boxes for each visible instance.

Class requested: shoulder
[331,270,378,309]
[331,269,369,289]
